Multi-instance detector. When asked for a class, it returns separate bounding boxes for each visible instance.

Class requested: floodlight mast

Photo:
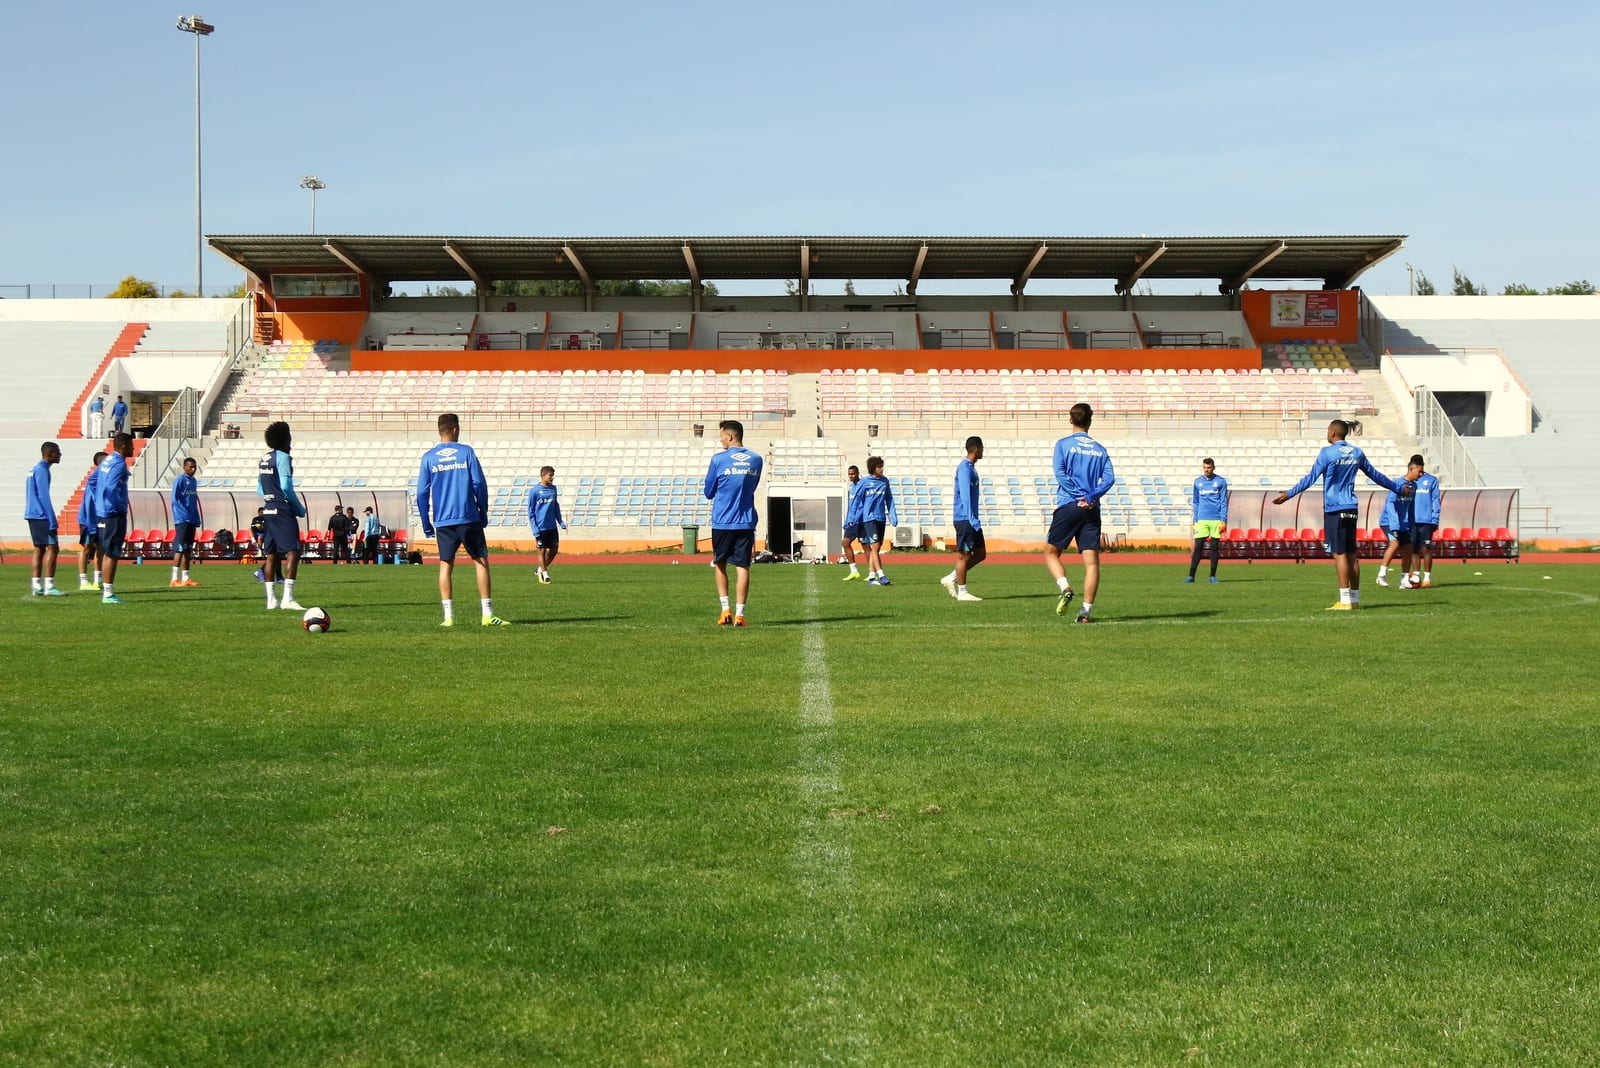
[300,176,327,234]
[176,15,214,296]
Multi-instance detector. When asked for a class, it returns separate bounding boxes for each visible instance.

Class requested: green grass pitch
[3,558,1599,1066]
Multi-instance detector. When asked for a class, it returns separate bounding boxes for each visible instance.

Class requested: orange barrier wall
[268,312,370,343]
[1240,290,1360,344]
[351,346,1262,375]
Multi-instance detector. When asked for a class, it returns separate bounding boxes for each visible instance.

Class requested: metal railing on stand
[132,387,201,490]
[1415,386,1484,488]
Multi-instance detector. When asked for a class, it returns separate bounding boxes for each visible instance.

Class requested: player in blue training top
[1274,419,1407,611]
[854,456,899,586]
[92,433,134,604]
[703,419,763,626]
[88,395,105,439]
[1375,457,1420,588]
[527,465,568,585]
[1045,402,1115,622]
[170,456,203,587]
[257,420,308,611]
[1185,457,1229,584]
[111,395,128,434]
[839,465,864,581]
[24,440,67,597]
[77,451,106,591]
[1404,454,1442,588]
[940,436,987,601]
[417,412,506,626]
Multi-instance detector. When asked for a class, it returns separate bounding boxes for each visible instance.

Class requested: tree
[1451,267,1487,296]
[106,276,160,299]
[1502,283,1539,295]
[844,279,857,296]
[223,281,250,299]
[491,279,716,298]
[1414,271,1436,296]
[1546,279,1595,295]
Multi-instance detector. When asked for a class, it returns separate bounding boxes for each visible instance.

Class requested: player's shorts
[535,528,560,551]
[261,511,302,556]
[1411,522,1437,549]
[27,519,58,549]
[860,520,887,546]
[842,522,862,542]
[711,528,755,568]
[1193,520,1225,540]
[79,527,99,547]
[436,523,489,562]
[98,513,128,559]
[954,520,985,555]
[173,522,198,554]
[1047,504,1102,552]
[1325,511,1360,555]
[1387,526,1412,545]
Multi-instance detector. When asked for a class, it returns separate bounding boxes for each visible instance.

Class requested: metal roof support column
[563,244,595,311]
[681,242,702,312]
[799,242,810,311]
[1012,242,1048,310]
[443,241,490,310]
[907,243,928,298]
[1116,242,1167,296]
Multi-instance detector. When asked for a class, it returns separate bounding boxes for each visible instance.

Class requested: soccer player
[170,456,203,587]
[1406,455,1441,588]
[527,465,568,584]
[855,456,898,586]
[77,451,106,591]
[417,412,506,626]
[1375,459,1420,588]
[257,421,308,611]
[111,395,128,434]
[940,436,987,601]
[1273,419,1407,611]
[1185,457,1229,584]
[93,433,134,604]
[704,419,763,626]
[1045,403,1114,622]
[24,441,67,596]
[840,465,864,581]
[88,395,105,439]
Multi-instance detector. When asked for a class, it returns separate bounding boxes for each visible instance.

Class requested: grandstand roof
[208,234,1405,293]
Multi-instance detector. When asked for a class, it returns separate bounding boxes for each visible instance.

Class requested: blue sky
[2,0,1594,297]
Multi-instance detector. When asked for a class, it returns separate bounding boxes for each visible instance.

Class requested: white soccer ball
[301,607,332,634]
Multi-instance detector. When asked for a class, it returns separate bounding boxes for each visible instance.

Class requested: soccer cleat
[1325,602,1357,611]
[1074,612,1093,623]
[1182,576,1195,584]
[733,615,748,627]
[865,577,880,586]
[1055,588,1076,615]
[1420,580,1432,588]
[538,572,551,585]
[717,609,733,626]
[955,590,983,602]
[440,618,454,627]
[43,587,69,597]
[940,573,958,596]
[482,615,509,626]
[79,581,96,591]
[1399,577,1415,590]
[280,599,306,611]
[876,576,892,586]
[101,595,123,604]
[842,571,861,582]
[1209,576,1219,584]
[170,579,184,587]
[1376,575,1389,587]
[253,569,266,583]
[182,579,202,587]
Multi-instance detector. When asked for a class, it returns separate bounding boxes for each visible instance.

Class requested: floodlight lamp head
[177,15,215,35]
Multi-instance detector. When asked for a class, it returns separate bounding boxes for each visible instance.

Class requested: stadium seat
[1436,528,1460,559]
[1242,527,1263,559]
[1491,527,1515,558]
[1263,528,1286,559]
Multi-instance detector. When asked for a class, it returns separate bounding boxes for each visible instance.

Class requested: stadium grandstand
[5,234,1593,555]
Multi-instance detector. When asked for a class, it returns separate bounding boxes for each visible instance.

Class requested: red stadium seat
[1243,527,1264,559]
[1436,527,1460,558]
[1474,527,1494,556]
[1492,527,1516,558]
[1294,528,1321,561]
[1263,528,1286,559]
[127,529,147,553]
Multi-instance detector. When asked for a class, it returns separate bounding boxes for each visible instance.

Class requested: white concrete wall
[1381,351,1532,436]
[1369,294,1600,321]
[0,298,245,323]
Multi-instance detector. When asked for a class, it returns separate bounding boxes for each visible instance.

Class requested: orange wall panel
[1241,290,1360,344]
[273,312,370,344]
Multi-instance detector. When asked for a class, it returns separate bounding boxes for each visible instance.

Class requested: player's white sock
[441,598,454,621]
[93,569,101,585]
[102,582,114,599]
[847,562,859,575]
[171,566,180,581]
[1339,587,1353,604]
[1351,589,1361,604]
[1057,576,1071,593]
[1377,566,1387,580]
[1080,601,1093,617]
[719,596,730,611]
[958,584,969,595]
[480,598,493,616]
[31,577,42,593]
[1422,571,1431,583]
[943,570,957,584]
[735,603,745,617]
[266,583,278,609]
[181,570,190,582]
[283,579,296,601]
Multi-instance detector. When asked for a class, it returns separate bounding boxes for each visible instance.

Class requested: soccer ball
[301,607,332,634]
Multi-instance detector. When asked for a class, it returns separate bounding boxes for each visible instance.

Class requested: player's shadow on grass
[1105,608,1223,622]
[526,614,632,624]
[764,614,895,626]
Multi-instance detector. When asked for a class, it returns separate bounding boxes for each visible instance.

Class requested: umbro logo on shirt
[437,447,459,460]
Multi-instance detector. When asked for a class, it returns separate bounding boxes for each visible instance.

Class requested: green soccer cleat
[43,587,69,597]
[1055,588,1076,615]
[482,615,510,626]
[101,595,124,605]
[440,618,454,627]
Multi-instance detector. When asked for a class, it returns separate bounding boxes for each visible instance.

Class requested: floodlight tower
[300,176,326,234]
[175,15,215,296]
